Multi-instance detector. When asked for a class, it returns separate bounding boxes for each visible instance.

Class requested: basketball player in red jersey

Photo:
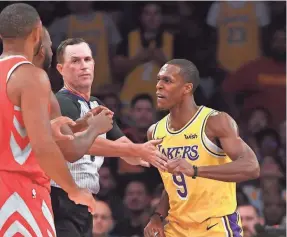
[0,3,105,236]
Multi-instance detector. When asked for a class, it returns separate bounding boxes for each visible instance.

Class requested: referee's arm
[87,98,141,158]
[50,93,100,162]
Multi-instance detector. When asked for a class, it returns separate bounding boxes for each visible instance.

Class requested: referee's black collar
[59,88,91,105]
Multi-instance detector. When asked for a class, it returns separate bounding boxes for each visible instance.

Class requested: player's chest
[157,134,202,163]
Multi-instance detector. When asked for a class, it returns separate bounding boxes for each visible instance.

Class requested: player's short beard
[43,47,52,73]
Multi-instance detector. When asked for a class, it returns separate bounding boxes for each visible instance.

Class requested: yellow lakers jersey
[153,106,236,225]
[67,13,111,93]
[120,29,173,107]
[217,2,261,72]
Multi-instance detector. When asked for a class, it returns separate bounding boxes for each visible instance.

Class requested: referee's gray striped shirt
[51,98,105,194]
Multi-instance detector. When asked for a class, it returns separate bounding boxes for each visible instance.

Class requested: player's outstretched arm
[15,65,96,213]
[50,93,113,162]
[17,65,78,193]
[87,124,168,171]
[166,112,260,182]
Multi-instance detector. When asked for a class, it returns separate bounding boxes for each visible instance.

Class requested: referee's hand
[68,188,97,214]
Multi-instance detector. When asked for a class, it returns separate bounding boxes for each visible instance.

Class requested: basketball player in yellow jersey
[144,59,260,237]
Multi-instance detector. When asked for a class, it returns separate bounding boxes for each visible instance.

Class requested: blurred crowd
[0,1,286,237]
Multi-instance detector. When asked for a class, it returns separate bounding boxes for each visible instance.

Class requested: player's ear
[56,63,63,75]
[32,21,42,45]
[184,83,193,95]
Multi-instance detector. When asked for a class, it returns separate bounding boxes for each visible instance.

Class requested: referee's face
[57,42,95,90]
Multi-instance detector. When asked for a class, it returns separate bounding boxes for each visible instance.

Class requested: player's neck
[169,97,199,131]
[1,40,33,61]
[64,84,91,101]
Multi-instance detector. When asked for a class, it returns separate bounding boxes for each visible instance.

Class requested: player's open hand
[68,188,97,215]
[51,116,76,141]
[144,215,165,237]
[165,158,194,177]
[137,139,168,172]
[88,110,114,135]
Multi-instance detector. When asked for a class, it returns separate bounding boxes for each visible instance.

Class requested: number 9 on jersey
[172,173,188,199]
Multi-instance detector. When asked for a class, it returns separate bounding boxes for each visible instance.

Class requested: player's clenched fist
[51,116,76,141]
[144,214,166,237]
[88,110,114,135]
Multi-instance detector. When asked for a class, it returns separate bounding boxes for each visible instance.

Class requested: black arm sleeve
[93,97,125,141]
[55,93,81,121]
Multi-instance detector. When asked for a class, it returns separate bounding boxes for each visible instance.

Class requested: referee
[50,38,128,237]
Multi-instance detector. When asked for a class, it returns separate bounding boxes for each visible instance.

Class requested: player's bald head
[0,3,40,39]
[166,59,200,93]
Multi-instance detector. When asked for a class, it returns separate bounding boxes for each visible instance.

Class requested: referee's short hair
[56,38,91,63]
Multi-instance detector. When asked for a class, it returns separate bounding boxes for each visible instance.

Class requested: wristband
[152,212,164,222]
[192,165,198,179]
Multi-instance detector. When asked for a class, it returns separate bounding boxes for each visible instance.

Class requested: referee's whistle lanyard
[61,86,92,109]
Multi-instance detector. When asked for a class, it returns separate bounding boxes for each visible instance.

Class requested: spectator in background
[206,1,270,73]
[49,1,121,94]
[119,94,156,174]
[92,201,116,237]
[112,180,151,237]
[223,24,286,124]
[255,128,283,162]
[241,108,272,156]
[97,164,126,222]
[263,193,285,226]
[114,2,174,107]
[150,183,164,211]
[238,203,264,237]
[243,155,286,217]
[236,186,250,206]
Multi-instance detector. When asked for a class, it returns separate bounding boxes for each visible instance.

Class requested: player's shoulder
[13,63,46,77]
[147,123,158,140]
[206,110,238,136]
[11,64,49,86]
[207,110,235,124]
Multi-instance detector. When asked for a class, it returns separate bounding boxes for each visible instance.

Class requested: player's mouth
[156,93,166,100]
